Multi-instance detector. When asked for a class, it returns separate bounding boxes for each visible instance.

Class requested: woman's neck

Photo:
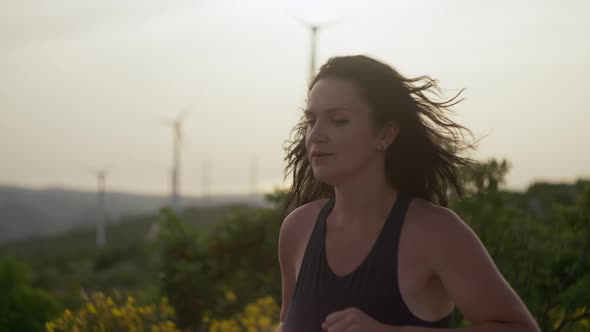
[330,162,398,228]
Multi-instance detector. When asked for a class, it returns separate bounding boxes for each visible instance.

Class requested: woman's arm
[390,207,541,332]
[277,202,322,331]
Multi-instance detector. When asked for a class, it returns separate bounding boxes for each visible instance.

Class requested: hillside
[0,185,266,244]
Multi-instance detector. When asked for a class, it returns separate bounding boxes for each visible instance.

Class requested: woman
[277,55,540,332]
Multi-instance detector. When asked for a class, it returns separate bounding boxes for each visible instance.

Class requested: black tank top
[282,192,452,331]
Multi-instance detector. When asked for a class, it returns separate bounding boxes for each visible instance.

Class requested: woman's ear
[378,121,399,149]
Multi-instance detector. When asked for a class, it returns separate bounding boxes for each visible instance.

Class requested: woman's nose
[307,121,329,143]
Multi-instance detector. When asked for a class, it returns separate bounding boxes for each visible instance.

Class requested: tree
[451,159,590,331]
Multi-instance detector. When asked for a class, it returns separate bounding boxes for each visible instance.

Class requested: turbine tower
[85,167,110,248]
[290,14,351,83]
[168,107,190,213]
[202,159,211,203]
[96,169,108,247]
[249,154,259,204]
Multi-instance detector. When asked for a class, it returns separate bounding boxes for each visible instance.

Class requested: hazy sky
[1,0,589,196]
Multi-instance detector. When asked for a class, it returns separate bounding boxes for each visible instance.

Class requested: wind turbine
[289,14,353,83]
[202,159,211,204]
[164,106,191,213]
[249,154,259,204]
[83,166,111,248]
[288,1,387,83]
[96,168,109,248]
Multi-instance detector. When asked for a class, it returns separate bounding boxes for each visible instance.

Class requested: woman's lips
[311,153,334,161]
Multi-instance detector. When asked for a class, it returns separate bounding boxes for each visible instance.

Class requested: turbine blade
[287,11,313,28]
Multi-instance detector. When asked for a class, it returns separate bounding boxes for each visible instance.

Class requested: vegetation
[45,292,179,332]
[0,259,60,332]
[0,158,588,332]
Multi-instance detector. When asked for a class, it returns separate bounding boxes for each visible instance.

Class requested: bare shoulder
[403,197,481,271]
[279,199,328,248]
[279,199,329,269]
[278,199,329,321]
[281,199,329,229]
[405,198,475,246]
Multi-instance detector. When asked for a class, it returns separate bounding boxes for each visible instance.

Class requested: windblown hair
[283,55,476,215]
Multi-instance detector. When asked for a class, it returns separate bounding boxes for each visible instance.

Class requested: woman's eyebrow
[304,107,350,115]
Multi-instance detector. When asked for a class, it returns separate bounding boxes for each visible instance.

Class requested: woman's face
[305,78,390,184]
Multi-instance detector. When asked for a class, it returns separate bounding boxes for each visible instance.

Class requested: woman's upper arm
[278,205,309,322]
[428,208,540,331]
[278,212,296,322]
[278,201,324,322]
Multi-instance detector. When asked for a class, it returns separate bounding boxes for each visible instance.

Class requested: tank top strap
[371,192,414,272]
[383,191,413,240]
[297,198,336,276]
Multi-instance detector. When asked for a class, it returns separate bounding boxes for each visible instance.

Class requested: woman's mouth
[310,152,334,161]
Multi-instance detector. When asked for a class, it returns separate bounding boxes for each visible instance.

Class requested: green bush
[157,203,282,331]
[0,258,61,332]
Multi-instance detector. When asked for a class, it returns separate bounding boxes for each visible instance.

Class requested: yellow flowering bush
[548,306,590,332]
[45,292,180,332]
[206,296,280,332]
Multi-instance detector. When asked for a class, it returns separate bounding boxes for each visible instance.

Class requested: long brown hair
[283,55,476,214]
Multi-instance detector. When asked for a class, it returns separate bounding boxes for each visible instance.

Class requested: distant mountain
[0,185,265,244]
